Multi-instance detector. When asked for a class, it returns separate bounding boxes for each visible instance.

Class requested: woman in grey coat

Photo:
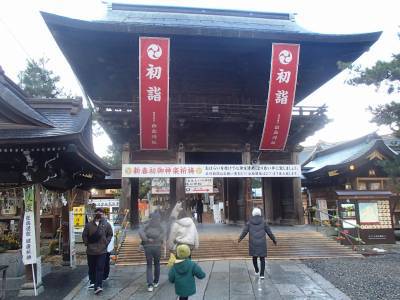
[139,211,164,292]
[238,207,277,279]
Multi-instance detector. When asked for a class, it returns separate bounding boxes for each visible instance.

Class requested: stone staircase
[116,227,361,265]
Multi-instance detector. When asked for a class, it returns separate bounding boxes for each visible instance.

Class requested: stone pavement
[65,259,350,300]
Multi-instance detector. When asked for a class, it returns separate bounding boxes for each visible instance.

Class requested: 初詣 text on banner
[260,43,300,150]
[139,37,170,150]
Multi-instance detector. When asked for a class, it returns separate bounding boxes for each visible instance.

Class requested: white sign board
[185,178,213,193]
[151,178,170,194]
[88,199,120,207]
[122,164,301,178]
[209,195,214,207]
[69,211,76,268]
[213,204,222,223]
[317,199,329,222]
[22,211,37,265]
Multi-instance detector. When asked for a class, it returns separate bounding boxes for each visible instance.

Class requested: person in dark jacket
[139,211,164,292]
[238,207,277,279]
[168,244,205,300]
[82,208,113,294]
[195,198,204,224]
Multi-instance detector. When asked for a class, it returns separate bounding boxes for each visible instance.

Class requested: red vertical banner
[139,37,170,150]
[259,43,300,151]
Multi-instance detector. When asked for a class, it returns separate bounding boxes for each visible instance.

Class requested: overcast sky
[1,0,400,156]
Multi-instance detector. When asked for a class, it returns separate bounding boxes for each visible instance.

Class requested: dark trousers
[104,252,111,279]
[144,246,161,285]
[179,297,188,300]
[87,253,107,289]
[197,212,203,223]
[252,256,266,276]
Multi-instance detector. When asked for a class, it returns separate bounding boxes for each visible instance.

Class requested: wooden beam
[120,143,131,214]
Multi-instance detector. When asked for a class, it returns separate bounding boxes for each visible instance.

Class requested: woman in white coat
[168,210,199,252]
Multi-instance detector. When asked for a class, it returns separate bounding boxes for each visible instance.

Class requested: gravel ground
[304,253,400,300]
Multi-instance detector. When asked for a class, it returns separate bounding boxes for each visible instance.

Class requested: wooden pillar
[227,178,239,223]
[121,143,132,218]
[130,178,139,228]
[242,144,251,221]
[280,179,295,223]
[169,178,177,209]
[271,178,283,224]
[176,146,185,203]
[223,178,229,222]
[262,178,274,223]
[33,184,43,290]
[292,151,304,224]
[61,191,70,264]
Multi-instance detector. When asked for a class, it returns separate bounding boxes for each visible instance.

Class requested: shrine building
[42,4,381,227]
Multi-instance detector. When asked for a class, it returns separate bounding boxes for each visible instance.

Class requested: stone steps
[116,230,362,265]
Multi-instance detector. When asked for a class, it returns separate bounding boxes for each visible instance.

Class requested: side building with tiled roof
[300,133,400,240]
[0,67,110,285]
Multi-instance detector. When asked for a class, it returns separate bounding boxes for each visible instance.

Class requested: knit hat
[252,207,262,217]
[176,244,191,259]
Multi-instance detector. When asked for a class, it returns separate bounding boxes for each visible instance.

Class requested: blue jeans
[87,253,107,289]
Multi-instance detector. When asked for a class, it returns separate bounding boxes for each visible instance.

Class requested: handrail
[313,208,361,228]
[115,209,130,256]
[308,207,365,250]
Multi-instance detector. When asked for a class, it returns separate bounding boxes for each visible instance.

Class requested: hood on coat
[249,215,263,225]
[174,259,191,274]
[176,217,194,227]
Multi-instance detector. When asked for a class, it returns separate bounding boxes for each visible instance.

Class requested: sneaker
[255,270,259,276]
[260,276,265,279]
[147,285,154,292]
[153,282,159,288]
[88,283,95,289]
[103,277,109,282]
[94,287,103,294]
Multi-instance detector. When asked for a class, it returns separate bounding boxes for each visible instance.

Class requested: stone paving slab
[65,259,349,300]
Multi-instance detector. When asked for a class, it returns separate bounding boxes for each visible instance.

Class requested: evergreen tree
[18,57,62,98]
[101,144,122,168]
[347,41,400,187]
[346,46,400,137]
[369,101,400,137]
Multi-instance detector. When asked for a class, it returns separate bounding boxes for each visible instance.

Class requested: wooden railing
[95,101,327,119]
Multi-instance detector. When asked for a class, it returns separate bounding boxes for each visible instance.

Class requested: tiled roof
[0,71,109,176]
[303,140,376,173]
[41,7,381,42]
[302,133,398,174]
[0,72,54,127]
[0,71,91,141]
[381,134,400,153]
[0,109,89,140]
[41,9,380,109]
[104,4,306,36]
